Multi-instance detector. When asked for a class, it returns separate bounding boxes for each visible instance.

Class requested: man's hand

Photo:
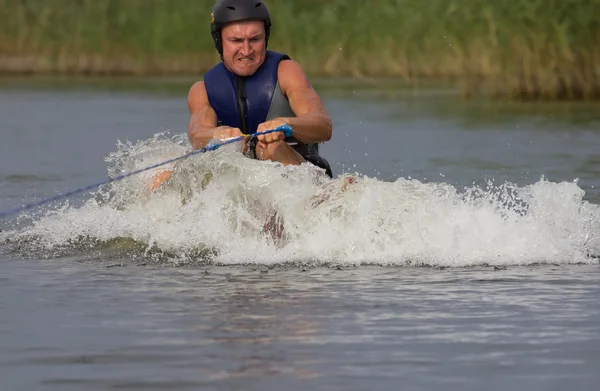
[255,118,291,150]
[213,126,243,140]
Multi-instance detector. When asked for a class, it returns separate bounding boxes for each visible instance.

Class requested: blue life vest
[204,50,289,135]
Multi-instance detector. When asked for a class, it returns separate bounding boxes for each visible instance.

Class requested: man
[187,0,334,178]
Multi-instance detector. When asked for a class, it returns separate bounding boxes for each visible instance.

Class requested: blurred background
[1,0,599,99]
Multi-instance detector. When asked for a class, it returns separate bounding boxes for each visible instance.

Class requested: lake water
[1,76,600,390]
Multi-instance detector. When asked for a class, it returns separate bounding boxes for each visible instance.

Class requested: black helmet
[210,0,272,57]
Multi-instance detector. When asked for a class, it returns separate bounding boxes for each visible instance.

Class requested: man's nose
[240,39,251,55]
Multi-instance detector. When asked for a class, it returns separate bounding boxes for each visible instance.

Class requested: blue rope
[0,125,292,219]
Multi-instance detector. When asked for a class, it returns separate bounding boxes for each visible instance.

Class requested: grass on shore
[1,0,599,99]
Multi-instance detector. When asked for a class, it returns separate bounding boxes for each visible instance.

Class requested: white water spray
[2,132,599,267]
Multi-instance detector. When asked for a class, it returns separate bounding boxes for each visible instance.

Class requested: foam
[3,133,599,267]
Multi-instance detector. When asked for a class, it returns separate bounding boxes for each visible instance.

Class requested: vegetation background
[1,0,599,99]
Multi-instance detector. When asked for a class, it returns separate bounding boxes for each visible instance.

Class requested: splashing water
[2,132,599,267]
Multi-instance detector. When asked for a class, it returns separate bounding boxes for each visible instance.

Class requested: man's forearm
[188,123,216,150]
[288,112,332,144]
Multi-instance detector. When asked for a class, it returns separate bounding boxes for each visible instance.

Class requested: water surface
[1,77,599,390]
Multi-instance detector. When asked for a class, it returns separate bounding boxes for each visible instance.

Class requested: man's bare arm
[187,81,218,149]
[188,81,243,150]
[277,60,332,144]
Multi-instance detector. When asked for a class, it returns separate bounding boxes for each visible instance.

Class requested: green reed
[1,0,599,99]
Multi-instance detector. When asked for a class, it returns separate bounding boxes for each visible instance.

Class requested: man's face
[221,20,267,76]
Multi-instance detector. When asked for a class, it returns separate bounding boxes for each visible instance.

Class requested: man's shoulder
[277,58,311,92]
[277,58,304,73]
[188,80,206,97]
[187,80,209,107]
